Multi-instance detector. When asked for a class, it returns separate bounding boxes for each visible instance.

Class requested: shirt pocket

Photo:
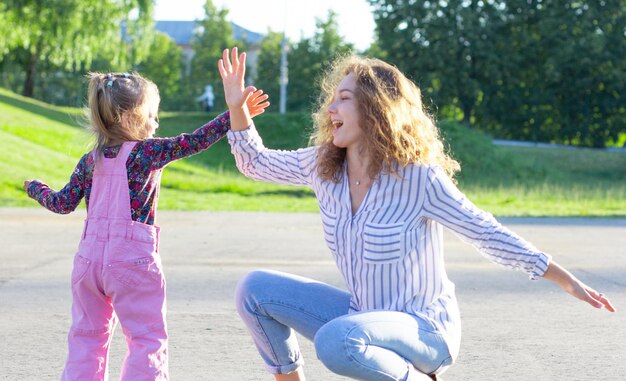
[363,222,404,263]
[320,208,339,253]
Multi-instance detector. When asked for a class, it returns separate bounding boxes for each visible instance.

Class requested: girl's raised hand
[247,88,270,118]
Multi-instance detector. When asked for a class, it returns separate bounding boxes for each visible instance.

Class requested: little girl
[23,72,268,381]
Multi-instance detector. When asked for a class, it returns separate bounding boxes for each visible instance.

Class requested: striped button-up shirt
[228,125,551,359]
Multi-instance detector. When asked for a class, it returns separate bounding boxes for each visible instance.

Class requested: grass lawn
[1,87,624,217]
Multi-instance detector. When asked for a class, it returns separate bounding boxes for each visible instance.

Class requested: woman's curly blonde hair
[311,55,460,182]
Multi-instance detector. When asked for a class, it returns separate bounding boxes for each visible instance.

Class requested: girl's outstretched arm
[123,78,269,169]
[23,155,88,214]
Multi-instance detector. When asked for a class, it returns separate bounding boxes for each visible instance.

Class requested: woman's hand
[218,47,256,110]
[565,278,616,312]
[544,261,616,312]
[247,88,270,118]
[218,47,256,131]
[23,180,31,192]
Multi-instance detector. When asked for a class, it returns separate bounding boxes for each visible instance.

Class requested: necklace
[355,180,361,185]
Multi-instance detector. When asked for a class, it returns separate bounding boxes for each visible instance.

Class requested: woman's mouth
[332,120,343,129]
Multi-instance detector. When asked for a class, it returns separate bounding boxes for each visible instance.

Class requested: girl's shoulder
[130,139,159,155]
[67,151,96,178]
[79,150,95,166]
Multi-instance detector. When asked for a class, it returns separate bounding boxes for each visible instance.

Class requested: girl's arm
[142,111,231,168]
[142,88,269,169]
[23,154,89,214]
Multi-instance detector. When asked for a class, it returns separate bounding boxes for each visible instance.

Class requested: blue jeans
[235,269,452,380]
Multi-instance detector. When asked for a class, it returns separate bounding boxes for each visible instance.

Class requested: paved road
[1,208,624,380]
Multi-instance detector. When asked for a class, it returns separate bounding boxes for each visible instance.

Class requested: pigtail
[85,72,160,153]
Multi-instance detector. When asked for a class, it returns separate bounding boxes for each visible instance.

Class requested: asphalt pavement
[1,208,624,380]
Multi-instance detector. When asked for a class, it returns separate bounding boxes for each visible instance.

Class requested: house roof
[155,20,264,46]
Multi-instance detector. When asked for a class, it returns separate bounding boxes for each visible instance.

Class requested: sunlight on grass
[2,87,625,217]
[465,183,626,217]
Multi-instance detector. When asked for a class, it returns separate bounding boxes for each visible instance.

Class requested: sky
[153,0,376,51]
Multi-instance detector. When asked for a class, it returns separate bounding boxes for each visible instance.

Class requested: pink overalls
[61,142,168,381]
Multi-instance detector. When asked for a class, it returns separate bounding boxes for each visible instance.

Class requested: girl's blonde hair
[311,55,460,182]
[85,72,159,152]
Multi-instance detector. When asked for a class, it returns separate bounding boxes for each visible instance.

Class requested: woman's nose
[327,101,337,113]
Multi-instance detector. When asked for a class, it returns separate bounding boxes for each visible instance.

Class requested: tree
[287,10,354,112]
[189,0,242,111]
[370,0,504,126]
[479,0,626,147]
[370,0,625,147]
[135,32,184,111]
[254,30,286,113]
[0,0,154,98]
[540,0,626,147]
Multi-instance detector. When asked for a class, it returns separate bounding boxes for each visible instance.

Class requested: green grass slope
[1,88,624,216]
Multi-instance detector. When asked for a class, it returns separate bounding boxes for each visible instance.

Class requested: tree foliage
[2,1,622,147]
[135,32,183,111]
[486,0,626,147]
[370,0,626,147]
[254,30,285,113]
[189,0,243,111]
[286,10,354,112]
[0,0,154,97]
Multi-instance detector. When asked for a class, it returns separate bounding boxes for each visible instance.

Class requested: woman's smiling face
[328,72,364,151]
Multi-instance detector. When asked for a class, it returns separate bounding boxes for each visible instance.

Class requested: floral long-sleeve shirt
[26,111,230,225]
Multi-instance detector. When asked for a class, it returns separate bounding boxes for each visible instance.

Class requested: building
[154,20,264,78]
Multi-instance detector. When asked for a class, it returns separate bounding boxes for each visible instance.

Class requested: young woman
[218,47,615,381]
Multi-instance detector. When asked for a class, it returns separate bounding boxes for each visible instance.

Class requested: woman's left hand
[567,279,616,312]
[544,260,616,312]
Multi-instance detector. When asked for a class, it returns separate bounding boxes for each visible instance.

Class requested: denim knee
[314,319,363,375]
[234,269,272,318]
